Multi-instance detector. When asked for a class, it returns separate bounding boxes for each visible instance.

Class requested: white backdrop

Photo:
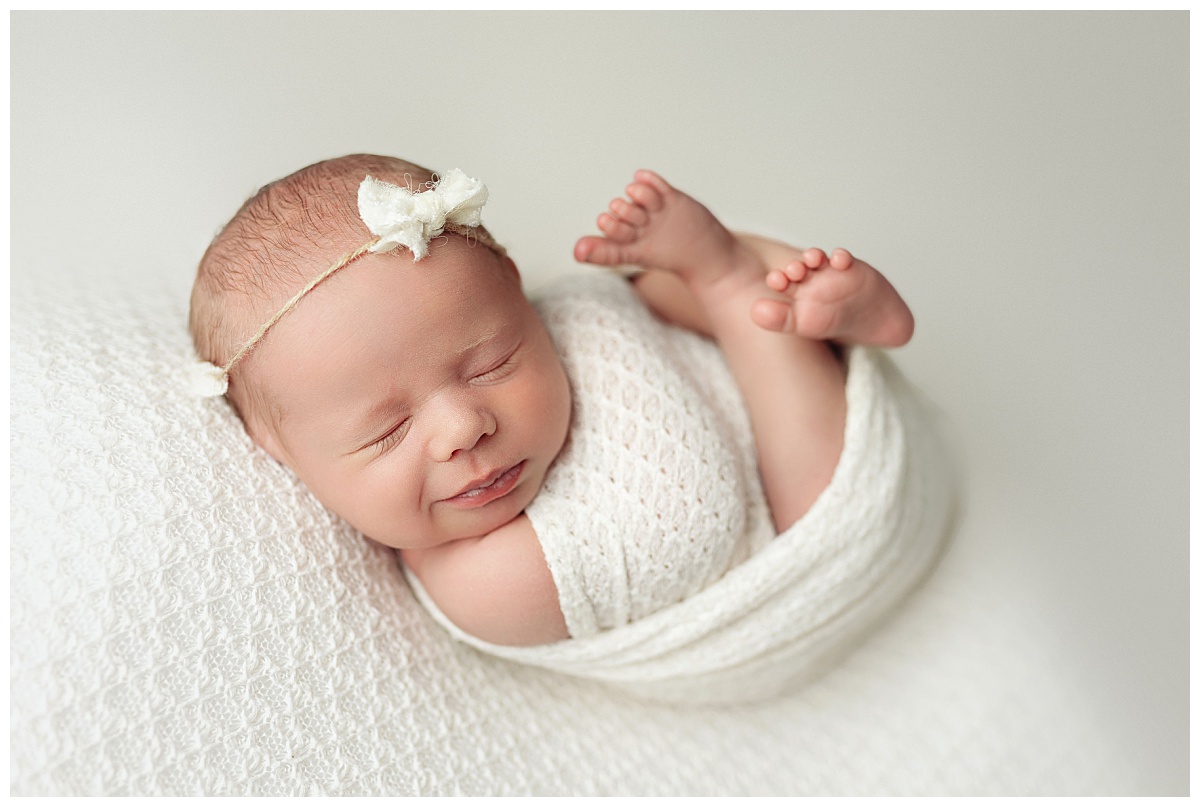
[11,11,1188,792]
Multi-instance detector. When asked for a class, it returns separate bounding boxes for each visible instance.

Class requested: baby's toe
[574,236,628,266]
[802,247,828,270]
[765,268,791,292]
[597,212,638,243]
[783,259,809,283]
[750,297,795,333]
[632,169,673,196]
[609,197,649,226]
[625,181,664,212]
[830,248,854,271]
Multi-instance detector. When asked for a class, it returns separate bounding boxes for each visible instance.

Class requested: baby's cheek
[526,364,571,448]
[336,465,429,550]
[548,362,573,445]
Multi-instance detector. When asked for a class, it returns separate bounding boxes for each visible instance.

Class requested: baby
[189,154,913,647]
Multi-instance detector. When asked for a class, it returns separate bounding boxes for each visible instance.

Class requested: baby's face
[249,236,572,550]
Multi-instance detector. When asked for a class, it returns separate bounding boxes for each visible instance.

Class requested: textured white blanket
[408,272,959,703]
[10,271,1140,794]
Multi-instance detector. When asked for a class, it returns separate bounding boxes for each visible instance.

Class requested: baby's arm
[401,515,568,646]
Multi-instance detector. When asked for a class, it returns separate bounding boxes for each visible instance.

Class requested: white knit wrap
[526,275,775,637]
[406,272,960,703]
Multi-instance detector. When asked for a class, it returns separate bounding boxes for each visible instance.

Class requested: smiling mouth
[443,462,525,508]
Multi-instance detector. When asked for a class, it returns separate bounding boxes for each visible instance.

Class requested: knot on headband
[189,360,231,397]
[359,169,489,261]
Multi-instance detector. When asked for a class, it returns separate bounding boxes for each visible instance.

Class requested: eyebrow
[459,328,504,357]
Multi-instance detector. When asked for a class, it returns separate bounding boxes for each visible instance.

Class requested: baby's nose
[430,396,497,462]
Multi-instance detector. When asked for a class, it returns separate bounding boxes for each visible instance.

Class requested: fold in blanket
[405,272,959,704]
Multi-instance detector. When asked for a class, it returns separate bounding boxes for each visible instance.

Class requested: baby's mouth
[442,462,525,508]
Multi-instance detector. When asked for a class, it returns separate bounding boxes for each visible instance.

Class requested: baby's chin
[390,478,538,550]
[451,475,540,541]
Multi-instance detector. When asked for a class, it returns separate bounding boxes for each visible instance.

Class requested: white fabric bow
[357,168,489,261]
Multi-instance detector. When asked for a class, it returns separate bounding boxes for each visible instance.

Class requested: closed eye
[370,418,411,456]
[471,346,520,384]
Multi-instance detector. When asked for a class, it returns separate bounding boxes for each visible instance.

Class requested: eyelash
[471,350,519,384]
[372,419,410,455]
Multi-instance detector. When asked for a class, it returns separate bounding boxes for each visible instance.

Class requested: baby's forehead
[262,264,525,433]
[267,236,519,365]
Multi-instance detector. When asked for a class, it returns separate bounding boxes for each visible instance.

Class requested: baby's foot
[573,170,762,293]
[751,248,915,347]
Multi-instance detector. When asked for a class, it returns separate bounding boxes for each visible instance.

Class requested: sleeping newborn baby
[189,153,915,648]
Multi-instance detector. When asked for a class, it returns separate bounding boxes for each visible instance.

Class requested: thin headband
[190,168,505,397]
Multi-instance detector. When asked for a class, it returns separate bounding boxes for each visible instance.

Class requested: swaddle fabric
[408,272,959,703]
[529,273,776,637]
